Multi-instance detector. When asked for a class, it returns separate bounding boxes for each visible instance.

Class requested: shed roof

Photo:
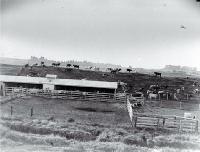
[46,74,57,79]
[0,75,118,89]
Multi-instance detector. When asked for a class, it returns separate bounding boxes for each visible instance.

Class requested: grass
[18,65,200,94]
[0,95,200,152]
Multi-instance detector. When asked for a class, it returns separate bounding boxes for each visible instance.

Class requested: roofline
[0,75,118,89]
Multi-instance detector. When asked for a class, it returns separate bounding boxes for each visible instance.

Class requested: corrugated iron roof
[0,75,118,89]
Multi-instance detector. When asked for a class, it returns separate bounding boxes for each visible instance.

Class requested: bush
[68,118,75,123]
[123,134,147,146]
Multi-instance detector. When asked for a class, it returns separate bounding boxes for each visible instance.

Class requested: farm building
[0,74,118,95]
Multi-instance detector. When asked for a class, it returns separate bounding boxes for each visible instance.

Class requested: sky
[0,0,200,69]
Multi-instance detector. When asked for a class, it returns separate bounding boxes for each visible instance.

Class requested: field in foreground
[1,97,200,152]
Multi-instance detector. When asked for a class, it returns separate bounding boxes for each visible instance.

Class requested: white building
[0,74,118,95]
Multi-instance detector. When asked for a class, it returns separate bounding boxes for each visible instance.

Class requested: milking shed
[0,74,118,96]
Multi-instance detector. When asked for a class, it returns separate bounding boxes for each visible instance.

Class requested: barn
[0,74,118,96]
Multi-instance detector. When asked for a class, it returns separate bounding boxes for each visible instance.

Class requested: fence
[149,93,195,101]
[5,87,126,102]
[132,113,199,133]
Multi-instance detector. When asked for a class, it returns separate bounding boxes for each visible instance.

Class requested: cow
[52,62,60,67]
[154,72,161,78]
[102,73,109,77]
[111,68,121,74]
[131,101,144,108]
[148,93,158,100]
[73,65,79,69]
[194,88,200,95]
[94,67,100,71]
[127,68,132,73]
[32,63,38,66]
[25,64,29,67]
[66,64,71,67]
[107,68,112,71]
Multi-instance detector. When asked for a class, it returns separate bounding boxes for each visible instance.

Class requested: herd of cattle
[25,62,200,102]
[26,62,137,74]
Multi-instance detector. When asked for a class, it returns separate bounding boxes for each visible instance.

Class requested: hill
[17,65,199,94]
[1,56,199,77]
[0,64,22,75]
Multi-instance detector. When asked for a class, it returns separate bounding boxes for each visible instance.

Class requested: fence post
[195,120,198,133]
[157,118,160,129]
[160,99,162,108]
[11,106,13,116]
[179,120,182,133]
[31,107,33,117]
[134,117,137,128]
[162,118,165,128]
[166,93,169,100]
[179,102,182,110]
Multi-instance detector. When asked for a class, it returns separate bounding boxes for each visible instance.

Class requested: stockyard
[0,64,199,152]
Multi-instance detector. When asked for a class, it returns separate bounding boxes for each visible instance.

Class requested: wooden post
[11,106,13,116]
[158,93,161,101]
[179,120,182,133]
[162,118,165,128]
[195,120,198,133]
[166,93,169,101]
[179,102,182,110]
[157,118,160,129]
[134,117,137,128]
[160,99,162,108]
[114,89,117,101]
[31,107,33,117]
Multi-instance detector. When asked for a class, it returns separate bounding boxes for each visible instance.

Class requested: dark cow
[127,68,132,73]
[111,68,121,74]
[107,68,113,71]
[73,65,79,69]
[32,63,38,66]
[52,62,60,67]
[154,72,161,78]
[132,102,142,108]
[66,64,71,67]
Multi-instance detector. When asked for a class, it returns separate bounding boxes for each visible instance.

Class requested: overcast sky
[0,0,200,69]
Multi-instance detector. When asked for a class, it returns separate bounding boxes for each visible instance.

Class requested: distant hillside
[17,65,199,94]
[0,56,199,77]
[0,64,22,75]
[0,57,28,65]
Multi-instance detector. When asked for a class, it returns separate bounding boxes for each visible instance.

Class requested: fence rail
[132,113,199,133]
[5,87,126,102]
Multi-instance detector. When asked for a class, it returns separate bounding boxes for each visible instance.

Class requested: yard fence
[5,87,126,102]
[132,113,199,133]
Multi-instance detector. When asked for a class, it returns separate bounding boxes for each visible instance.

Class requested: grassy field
[0,64,22,75]
[1,97,200,152]
[18,65,200,94]
[1,64,200,151]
